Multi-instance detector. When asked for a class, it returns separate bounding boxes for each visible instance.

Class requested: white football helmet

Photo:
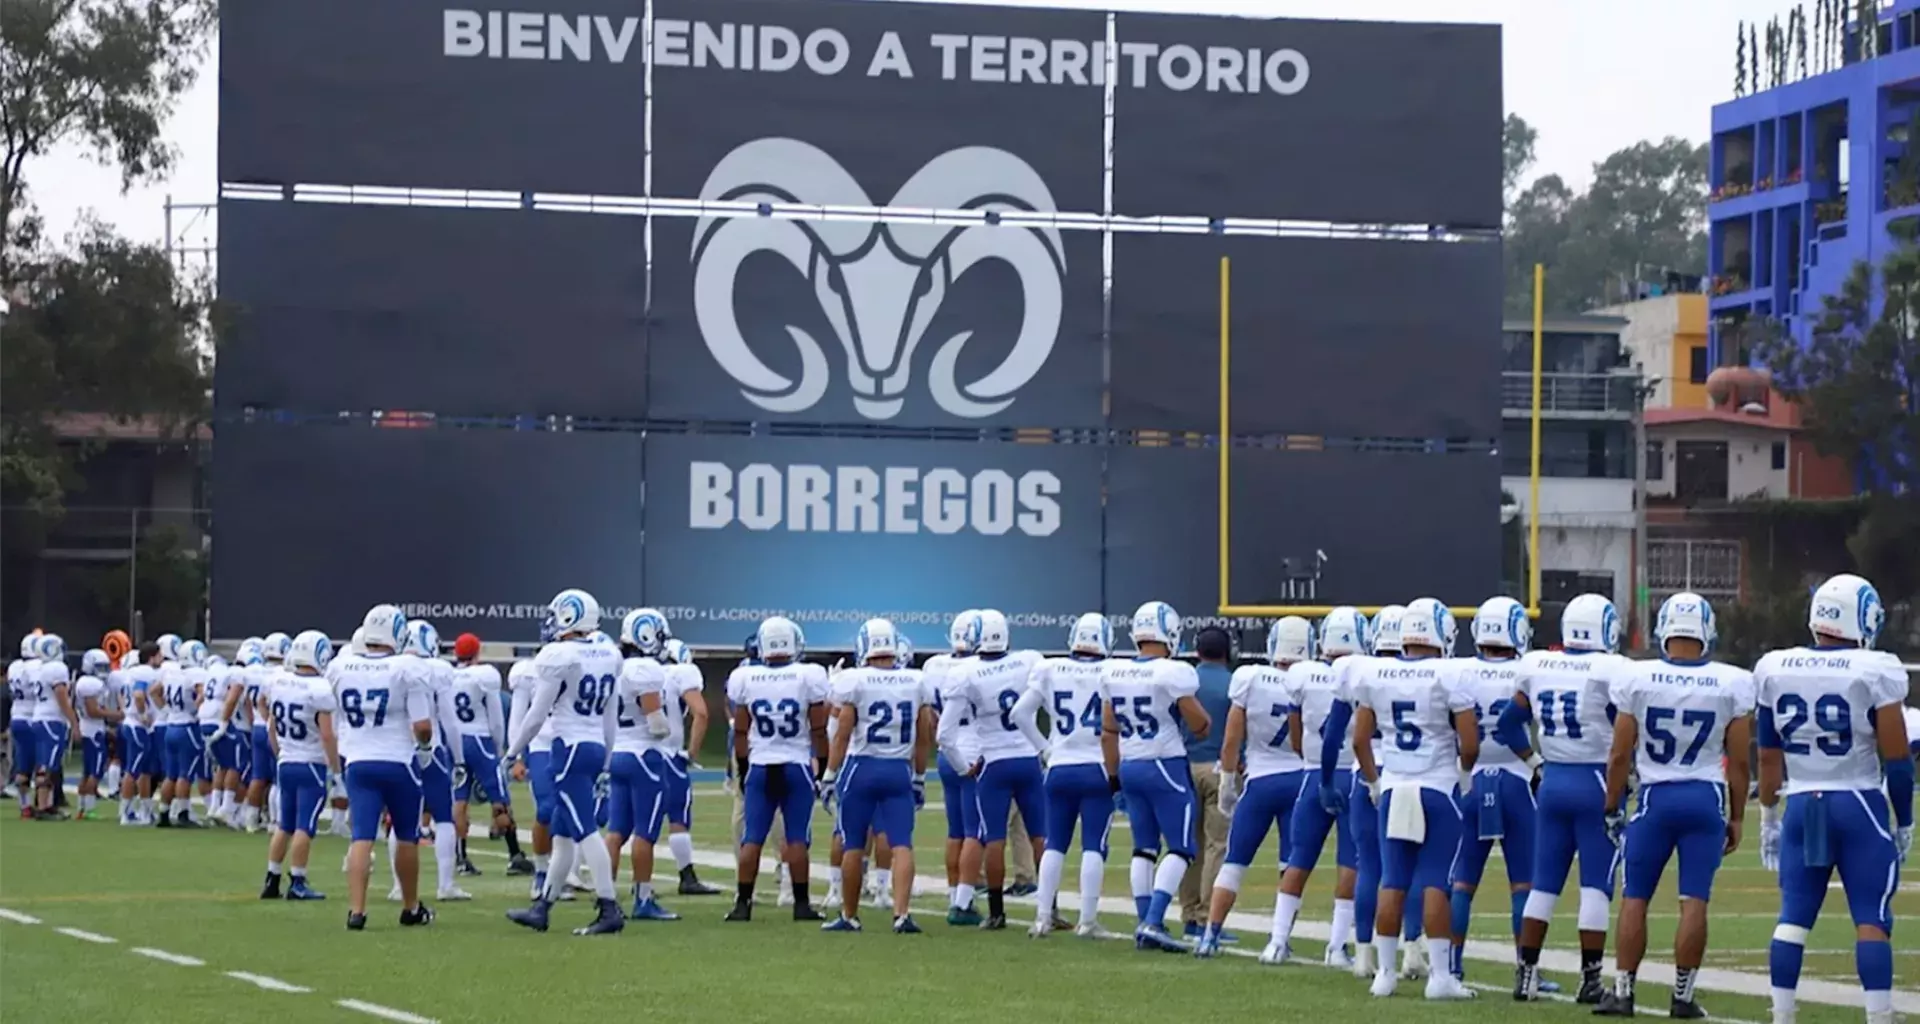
[895,634,915,665]
[37,634,66,662]
[1320,607,1367,659]
[180,639,208,668]
[1130,601,1182,652]
[1267,616,1315,664]
[1370,605,1407,654]
[261,632,292,662]
[404,619,440,659]
[1654,591,1716,657]
[1068,612,1111,658]
[662,638,692,665]
[288,629,334,672]
[349,626,368,656]
[974,610,1011,654]
[360,604,407,651]
[544,589,601,640]
[757,616,802,661]
[1397,598,1456,652]
[1808,573,1883,648]
[621,608,671,657]
[236,637,265,667]
[156,633,183,663]
[949,610,983,655]
[856,618,899,664]
[81,648,110,677]
[18,634,39,660]
[1471,596,1531,653]
[1560,594,1622,653]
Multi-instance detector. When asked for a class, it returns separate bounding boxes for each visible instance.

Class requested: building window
[1646,440,1664,480]
[1675,440,1730,502]
[1771,440,1786,470]
[1688,345,1709,384]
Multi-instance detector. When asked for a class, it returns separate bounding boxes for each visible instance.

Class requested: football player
[260,630,340,901]
[723,616,829,923]
[1020,613,1119,938]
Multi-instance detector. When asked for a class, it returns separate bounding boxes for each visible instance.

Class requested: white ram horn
[889,146,1065,269]
[691,216,830,413]
[694,138,875,260]
[927,224,1064,419]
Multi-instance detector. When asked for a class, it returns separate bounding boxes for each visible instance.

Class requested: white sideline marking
[337,998,438,1023]
[0,908,42,924]
[132,947,206,966]
[225,971,311,993]
[54,927,116,944]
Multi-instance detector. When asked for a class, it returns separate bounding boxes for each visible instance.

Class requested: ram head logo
[691,138,1066,420]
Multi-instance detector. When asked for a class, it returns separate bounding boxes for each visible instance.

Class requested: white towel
[1384,781,1427,843]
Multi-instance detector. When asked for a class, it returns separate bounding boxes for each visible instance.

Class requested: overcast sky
[27,0,1801,252]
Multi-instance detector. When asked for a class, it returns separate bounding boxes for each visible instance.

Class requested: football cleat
[399,902,434,927]
[1259,940,1290,965]
[821,915,862,933]
[573,898,624,936]
[507,900,552,933]
[286,880,325,901]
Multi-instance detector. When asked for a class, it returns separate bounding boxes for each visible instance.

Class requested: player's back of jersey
[507,659,550,744]
[8,659,37,720]
[1354,656,1466,788]
[268,675,333,764]
[613,655,666,754]
[1033,656,1108,766]
[123,664,157,726]
[957,650,1042,761]
[1755,646,1905,794]
[837,665,929,760]
[450,663,500,736]
[535,636,623,745]
[727,661,827,764]
[74,674,108,734]
[31,659,69,720]
[924,653,978,765]
[663,663,702,750]
[1102,656,1197,762]
[1454,657,1524,774]
[327,651,423,764]
[1615,658,1755,786]
[1234,663,1303,776]
[1290,659,1350,769]
[1516,649,1621,765]
[196,669,226,723]
[242,664,275,727]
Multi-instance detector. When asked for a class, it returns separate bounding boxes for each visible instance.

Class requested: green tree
[1503,114,1539,211]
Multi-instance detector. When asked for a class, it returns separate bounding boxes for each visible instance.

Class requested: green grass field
[0,781,1912,1024]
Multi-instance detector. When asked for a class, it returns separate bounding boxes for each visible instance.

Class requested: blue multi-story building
[1708,0,1920,366]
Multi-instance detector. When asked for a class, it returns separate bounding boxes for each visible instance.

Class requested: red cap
[453,633,481,660]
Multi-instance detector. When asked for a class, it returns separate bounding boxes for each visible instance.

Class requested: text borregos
[687,462,1063,537]
[441,12,1310,95]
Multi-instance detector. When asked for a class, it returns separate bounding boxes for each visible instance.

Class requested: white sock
[668,832,694,870]
[534,852,550,873]
[955,882,976,909]
[171,798,188,816]
[1078,852,1105,925]
[1036,849,1066,919]
[544,840,577,901]
[829,866,843,888]
[1427,937,1452,977]
[1271,892,1303,944]
[267,859,283,875]
[576,831,616,900]
[434,821,458,891]
[874,868,891,893]
[1376,934,1401,975]
[389,832,402,888]
[1129,855,1154,899]
[1331,897,1355,951]
[1864,991,1891,1015]
[1771,988,1796,1021]
[1151,854,1187,899]
[241,805,259,829]
[80,794,96,813]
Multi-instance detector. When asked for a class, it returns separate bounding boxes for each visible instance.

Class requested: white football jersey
[726,661,829,766]
[1611,658,1755,787]
[268,673,337,765]
[663,663,703,752]
[1230,663,1304,778]
[1289,659,1351,771]
[613,656,668,756]
[196,669,227,725]
[122,664,160,727]
[832,665,934,760]
[923,653,978,767]
[945,650,1044,764]
[157,662,196,726]
[397,654,457,750]
[1332,653,1384,764]
[1514,649,1625,765]
[449,663,503,740]
[73,675,109,738]
[105,668,129,718]
[1028,655,1110,768]
[1754,647,1907,795]
[1905,705,1920,749]
[31,659,71,722]
[326,650,431,765]
[6,659,34,721]
[507,660,553,747]
[1453,656,1527,778]
[532,636,624,747]
[1102,656,1200,762]
[1348,655,1474,791]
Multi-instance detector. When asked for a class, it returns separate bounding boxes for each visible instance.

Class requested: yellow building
[1598,293,1709,410]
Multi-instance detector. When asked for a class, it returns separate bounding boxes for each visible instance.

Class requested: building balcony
[1708,181,1813,221]
[1499,371,1639,419]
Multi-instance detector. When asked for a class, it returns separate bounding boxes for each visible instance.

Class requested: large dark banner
[650,0,1104,213]
[1109,233,1501,439]
[217,201,646,418]
[642,434,1102,649]
[649,217,1103,428]
[1110,14,1501,227]
[212,425,645,640]
[220,0,646,192]
[1104,446,1499,631]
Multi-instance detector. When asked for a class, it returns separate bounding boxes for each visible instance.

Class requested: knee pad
[1522,889,1558,924]
[1577,888,1610,932]
[1214,863,1245,894]
[1771,923,1809,946]
[1132,849,1157,863]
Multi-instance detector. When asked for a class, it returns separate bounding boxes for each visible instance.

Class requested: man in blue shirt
[1179,627,1238,937]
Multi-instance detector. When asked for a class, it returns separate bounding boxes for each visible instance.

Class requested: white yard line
[0,907,43,924]
[224,971,312,993]
[53,926,115,944]
[131,947,206,966]
[336,999,439,1024]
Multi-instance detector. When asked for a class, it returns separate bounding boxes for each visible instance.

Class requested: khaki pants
[1178,762,1229,925]
[1009,807,1036,885]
